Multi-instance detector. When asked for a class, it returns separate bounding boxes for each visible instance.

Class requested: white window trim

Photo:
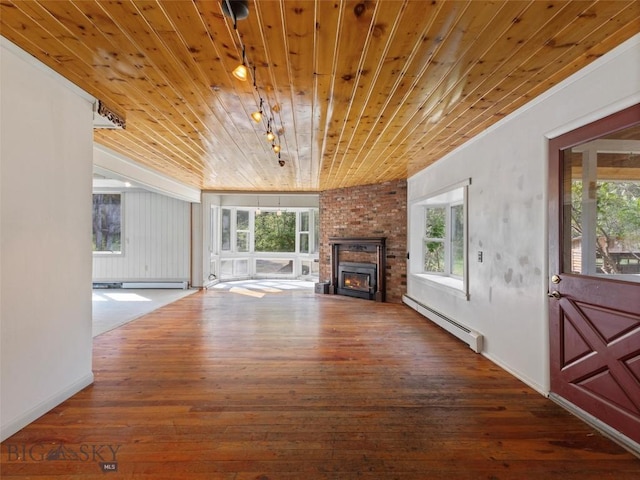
[410,179,470,299]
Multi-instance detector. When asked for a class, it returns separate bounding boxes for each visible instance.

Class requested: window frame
[411,179,470,299]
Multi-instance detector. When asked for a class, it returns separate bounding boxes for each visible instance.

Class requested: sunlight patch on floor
[229,287,266,298]
[91,291,154,303]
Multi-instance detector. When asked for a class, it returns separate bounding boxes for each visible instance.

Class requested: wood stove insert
[329,237,386,302]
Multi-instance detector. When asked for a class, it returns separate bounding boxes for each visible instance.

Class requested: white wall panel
[407,34,640,394]
[1,39,94,440]
[92,191,191,283]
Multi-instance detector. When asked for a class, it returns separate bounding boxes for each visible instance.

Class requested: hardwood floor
[2,288,639,479]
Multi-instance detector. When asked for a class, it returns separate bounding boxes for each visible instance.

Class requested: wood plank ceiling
[1,1,638,192]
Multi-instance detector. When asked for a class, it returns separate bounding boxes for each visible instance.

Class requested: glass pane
[313,209,319,254]
[562,125,640,281]
[255,211,296,252]
[450,204,464,277]
[425,207,445,238]
[300,211,309,231]
[92,194,121,252]
[221,209,231,251]
[236,231,249,252]
[256,258,293,274]
[424,240,445,272]
[220,259,232,277]
[235,259,248,275]
[300,233,309,253]
[237,210,249,230]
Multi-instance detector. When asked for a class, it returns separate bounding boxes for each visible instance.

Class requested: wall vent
[403,295,483,353]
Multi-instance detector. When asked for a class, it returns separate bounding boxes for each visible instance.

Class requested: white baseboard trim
[0,372,94,442]
[481,351,548,396]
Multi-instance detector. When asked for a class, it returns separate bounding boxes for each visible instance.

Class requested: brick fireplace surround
[319,180,407,303]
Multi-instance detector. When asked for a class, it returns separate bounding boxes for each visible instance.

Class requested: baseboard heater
[403,294,483,353]
[121,281,188,289]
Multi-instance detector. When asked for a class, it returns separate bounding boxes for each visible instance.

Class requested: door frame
[547,103,640,455]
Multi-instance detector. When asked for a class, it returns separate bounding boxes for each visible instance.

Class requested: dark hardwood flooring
[2,288,639,479]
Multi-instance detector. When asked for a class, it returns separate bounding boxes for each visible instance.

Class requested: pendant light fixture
[266,120,275,142]
[251,98,263,123]
[232,46,248,81]
[272,143,281,154]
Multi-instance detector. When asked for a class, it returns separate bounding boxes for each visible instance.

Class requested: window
[92,194,121,253]
[254,211,296,252]
[236,210,250,252]
[221,208,231,251]
[299,211,310,253]
[411,179,470,296]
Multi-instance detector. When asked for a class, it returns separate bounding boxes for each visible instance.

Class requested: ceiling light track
[223,0,284,168]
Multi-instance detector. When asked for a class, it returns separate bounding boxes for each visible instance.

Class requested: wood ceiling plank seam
[392,2,572,174]
[0,1,125,111]
[371,0,578,179]
[67,0,216,163]
[152,1,261,144]
[415,0,627,158]
[405,1,587,157]
[330,0,412,188]
[251,0,306,189]
[3,1,207,180]
[272,0,320,190]
[428,17,640,166]
[314,0,347,190]
[483,1,640,122]
[248,0,307,190]
[103,1,224,167]
[142,1,269,188]
[330,0,458,187]
[362,1,534,183]
[327,0,480,188]
[308,0,328,190]
[317,0,372,182]
[410,0,636,168]
[322,0,388,184]
[318,0,471,187]
[320,0,396,187]
[191,0,294,186]
[60,0,217,177]
[94,132,203,186]
[227,0,301,190]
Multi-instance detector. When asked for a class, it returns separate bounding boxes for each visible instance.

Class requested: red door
[548,104,640,445]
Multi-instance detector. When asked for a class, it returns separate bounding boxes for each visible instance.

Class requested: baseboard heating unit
[403,295,483,353]
[121,281,188,289]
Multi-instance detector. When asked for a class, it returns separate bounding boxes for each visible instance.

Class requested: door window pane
[562,125,640,280]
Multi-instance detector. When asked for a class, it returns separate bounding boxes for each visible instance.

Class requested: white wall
[407,34,640,394]
[92,191,191,283]
[94,144,200,203]
[1,40,94,440]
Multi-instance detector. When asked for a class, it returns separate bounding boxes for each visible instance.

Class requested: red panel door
[548,104,640,445]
